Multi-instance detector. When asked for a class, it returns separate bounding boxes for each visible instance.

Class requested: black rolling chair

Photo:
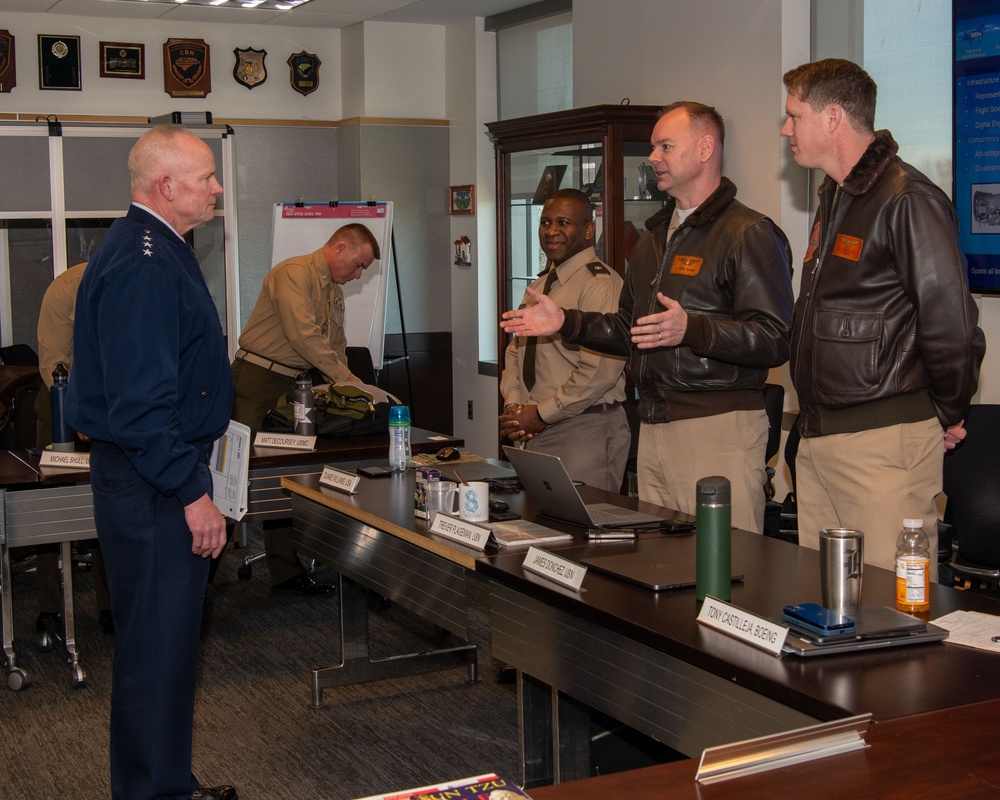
[346,346,377,385]
[762,383,784,537]
[778,419,801,543]
[941,404,1000,590]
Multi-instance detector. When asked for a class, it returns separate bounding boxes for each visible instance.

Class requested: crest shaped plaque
[163,38,211,98]
[0,30,14,93]
[234,47,267,90]
[287,51,321,96]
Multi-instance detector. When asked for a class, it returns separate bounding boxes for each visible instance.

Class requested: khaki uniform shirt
[238,248,352,383]
[37,262,87,389]
[501,246,626,424]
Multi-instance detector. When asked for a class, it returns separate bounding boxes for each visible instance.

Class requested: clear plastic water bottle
[388,405,411,472]
[292,373,315,435]
[896,517,931,613]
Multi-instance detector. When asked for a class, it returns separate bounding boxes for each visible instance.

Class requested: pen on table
[586,531,638,541]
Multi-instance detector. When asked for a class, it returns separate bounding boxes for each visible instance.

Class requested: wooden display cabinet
[486,104,667,371]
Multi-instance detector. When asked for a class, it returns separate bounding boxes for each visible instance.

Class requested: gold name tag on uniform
[671,255,703,276]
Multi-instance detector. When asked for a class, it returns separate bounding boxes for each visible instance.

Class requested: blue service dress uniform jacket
[66,204,233,800]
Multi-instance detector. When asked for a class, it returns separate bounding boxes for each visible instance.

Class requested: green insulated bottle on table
[696,476,731,601]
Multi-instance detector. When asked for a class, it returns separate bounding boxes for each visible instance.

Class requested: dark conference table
[280,467,1000,787]
[0,427,462,690]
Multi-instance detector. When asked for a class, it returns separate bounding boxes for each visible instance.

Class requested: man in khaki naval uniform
[232,223,380,593]
[500,189,630,492]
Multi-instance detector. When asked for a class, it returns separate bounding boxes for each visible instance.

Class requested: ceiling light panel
[107,0,314,9]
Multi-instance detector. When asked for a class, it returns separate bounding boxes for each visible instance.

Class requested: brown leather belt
[235,349,300,378]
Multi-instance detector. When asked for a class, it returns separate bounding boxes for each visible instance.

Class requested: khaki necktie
[521,266,558,392]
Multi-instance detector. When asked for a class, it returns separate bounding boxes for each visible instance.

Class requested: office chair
[941,404,1000,590]
[762,383,784,538]
[778,418,800,543]
[346,346,377,386]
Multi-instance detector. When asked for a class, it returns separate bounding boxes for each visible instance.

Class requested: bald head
[128,126,223,236]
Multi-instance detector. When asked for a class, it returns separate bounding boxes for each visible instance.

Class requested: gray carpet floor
[0,530,520,799]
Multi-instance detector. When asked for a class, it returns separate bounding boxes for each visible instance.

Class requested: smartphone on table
[781,603,856,637]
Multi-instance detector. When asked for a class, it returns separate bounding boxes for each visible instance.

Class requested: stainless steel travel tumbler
[819,528,864,609]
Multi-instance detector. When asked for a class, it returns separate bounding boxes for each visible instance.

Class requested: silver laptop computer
[503,445,664,528]
[582,536,744,591]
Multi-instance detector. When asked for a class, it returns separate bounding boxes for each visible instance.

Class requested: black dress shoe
[191,785,238,800]
[98,609,115,635]
[272,572,334,596]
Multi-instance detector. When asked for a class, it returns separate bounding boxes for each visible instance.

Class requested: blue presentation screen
[954,0,1000,293]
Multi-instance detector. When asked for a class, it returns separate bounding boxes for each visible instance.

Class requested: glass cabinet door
[507,143,603,308]
[490,105,666,365]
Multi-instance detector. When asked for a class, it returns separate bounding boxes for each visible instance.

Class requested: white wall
[0,11,341,120]
[447,17,500,457]
[572,0,791,229]
[358,21,446,119]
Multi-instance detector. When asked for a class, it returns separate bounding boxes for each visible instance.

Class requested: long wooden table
[527,698,1000,799]
[280,469,1000,788]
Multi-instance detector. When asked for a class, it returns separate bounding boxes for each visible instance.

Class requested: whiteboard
[269,202,393,368]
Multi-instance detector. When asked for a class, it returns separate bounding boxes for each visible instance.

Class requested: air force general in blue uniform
[66,127,237,800]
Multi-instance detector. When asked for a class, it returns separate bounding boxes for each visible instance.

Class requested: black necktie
[522,266,557,392]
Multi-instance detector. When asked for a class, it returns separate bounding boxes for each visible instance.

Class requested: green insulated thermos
[696,476,731,601]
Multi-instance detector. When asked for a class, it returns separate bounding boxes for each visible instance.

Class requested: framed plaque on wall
[39,34,81,90]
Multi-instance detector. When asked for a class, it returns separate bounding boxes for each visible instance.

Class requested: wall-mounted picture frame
[450,184,475,216]
[38,34,81,91]
[100,42,145,79]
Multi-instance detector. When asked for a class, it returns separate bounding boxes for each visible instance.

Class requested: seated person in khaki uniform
[232,223,380,594]
[34,261,114,635]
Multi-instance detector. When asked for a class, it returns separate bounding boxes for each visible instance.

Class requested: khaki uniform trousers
[637,409,768,533]
[525,405,631,493]
[230,358,306,586]
[796,418,943,581]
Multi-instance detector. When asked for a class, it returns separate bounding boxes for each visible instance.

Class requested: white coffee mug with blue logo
[459,481,489,523]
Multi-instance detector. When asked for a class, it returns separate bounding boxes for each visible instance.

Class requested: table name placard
[522,546,586,592]
[319,465,360,494]
[696,713,872,784]
[697,596,788,656]
[39,450,90,470]
[254,432,316,451]
[428,514,491,550]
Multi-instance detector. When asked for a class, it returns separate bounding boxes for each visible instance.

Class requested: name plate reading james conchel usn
[319,465,360,494]
[428,515,491,550]
[522,546,587,592]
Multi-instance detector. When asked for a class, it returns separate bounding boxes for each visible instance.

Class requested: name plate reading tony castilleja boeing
[697,596,788,656]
